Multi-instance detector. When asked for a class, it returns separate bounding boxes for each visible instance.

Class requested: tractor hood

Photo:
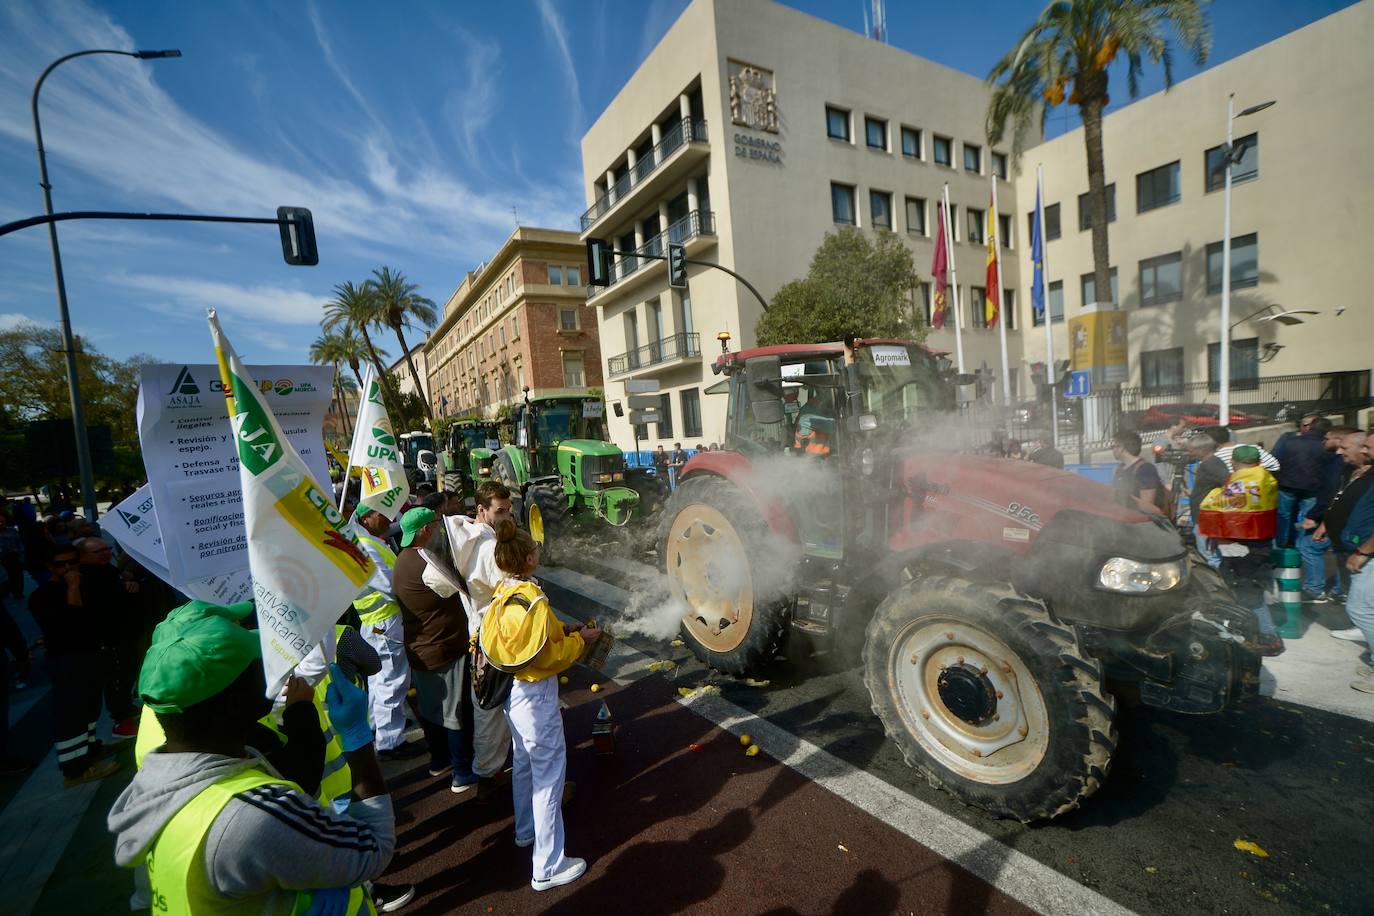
[557,438,623,457]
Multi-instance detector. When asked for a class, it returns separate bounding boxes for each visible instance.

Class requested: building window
[1136,161,1181,213]
[933,135,952,167]
[1206,233,1259,293]
[865,116,888,151]
[918,282,932,325]
[561,351,585,388]
[548,264,562,285]
[998,213,1012,249]
[831,182,856,225]
[510,315,520,339]
[991,151,1008,180]
[559,307,579,331]
[1077,185,1116,231]
[826,105,851,141]
[1207,338,1260,392]
[1025,202,1061,242]
[567,265,582,286]
[963,143,982,174]
[1205,133,1259,192]
[1080,268,1118,306]
[1141,347,1184,393]
[900,126,921,159]
[904,196,926,235]
[499,324,507,347]
[653,393,675,438]
[1138,252,1183,306]
[969,287,987,328]
[870,190,892,230]
[1002,289,1017,330]
[1032,280,1065,326]
[946,204,958,241]
[681,388,702,438]
[966,208,984,244]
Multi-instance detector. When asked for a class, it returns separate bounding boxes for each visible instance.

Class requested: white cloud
[108,273,329,326]
[0,312,38,330]
[534,0,586,141]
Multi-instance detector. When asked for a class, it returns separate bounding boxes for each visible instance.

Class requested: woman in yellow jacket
[481,520,600,892]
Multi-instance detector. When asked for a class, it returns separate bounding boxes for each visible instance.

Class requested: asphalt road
[545,557,1374,916]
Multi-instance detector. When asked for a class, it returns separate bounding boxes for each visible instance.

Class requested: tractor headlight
[612,472,624,481]
[593,472,613,484]
[1097,557,1187,593]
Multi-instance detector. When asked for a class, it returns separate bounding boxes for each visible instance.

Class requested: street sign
[1065,370,1092,398]
[628,410,659,425]
[627,394,661,409]
[625,379,660,393]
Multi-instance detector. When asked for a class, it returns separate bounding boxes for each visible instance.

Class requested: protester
[481,520,596,891]
[1111,431,1164,514]
[653,445,669,477]
[0,512,24,600]
[27,544,122,786]
[1339,438,1374,693]
[1150,417,1191,488]
[1272,415,1338,548]
[1025,432,1064,468]
[108,601,406,912]
[669,442,688,489]
[391,507,477,793]
[1316,431,1372,641]
[74,536,141,738]
[1207,426,1280,473]
[1299,426,1359,603]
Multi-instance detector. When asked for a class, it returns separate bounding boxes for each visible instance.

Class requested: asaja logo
[372,427,395,447]
[116,507,149,536]
[169,367,200,395]
[273,378,294,396]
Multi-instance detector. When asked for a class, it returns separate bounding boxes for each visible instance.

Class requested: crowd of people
[1110,415,1374,684]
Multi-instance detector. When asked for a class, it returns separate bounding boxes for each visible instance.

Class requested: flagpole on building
[942,184,966,374]
[990,177,1011,408]
[1037,165,1059,449]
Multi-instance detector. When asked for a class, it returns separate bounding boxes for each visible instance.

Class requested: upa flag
[1030,185,1046,321]
[208,309,375,696]
[346,365,410,520]
[930,202,949,330]
[984,196,1000,328]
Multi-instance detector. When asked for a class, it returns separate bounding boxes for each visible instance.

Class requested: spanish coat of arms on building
[728,61,778,133]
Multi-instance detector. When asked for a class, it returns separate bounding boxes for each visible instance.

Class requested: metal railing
[604,210,715,286]
[580,117,708,230]
[608,332,701,376]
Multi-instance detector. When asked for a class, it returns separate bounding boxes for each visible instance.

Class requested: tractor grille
[581,454,627,490]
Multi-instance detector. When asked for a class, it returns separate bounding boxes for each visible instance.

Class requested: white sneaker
[531,857,586,892]
[1331,628,1368,643]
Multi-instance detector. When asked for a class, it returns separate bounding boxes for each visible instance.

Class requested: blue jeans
[1296,528,1335,595]
[1346,564,1374,647]
[1275,491,1316,549]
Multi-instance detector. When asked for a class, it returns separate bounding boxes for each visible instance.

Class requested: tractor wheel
[862,576,1116,823]
[524,481,569,564]
[441,470,464,495]
[658,476,791,676]
[625,470,669,518]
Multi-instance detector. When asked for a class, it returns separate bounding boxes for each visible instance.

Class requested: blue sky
[0,0,1355,368]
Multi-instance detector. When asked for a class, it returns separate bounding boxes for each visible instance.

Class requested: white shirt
[448,516,502,637]
[1216,444,1280,474]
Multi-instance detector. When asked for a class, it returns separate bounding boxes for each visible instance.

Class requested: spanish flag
[930,202,949,330]
[984,196,1000,328]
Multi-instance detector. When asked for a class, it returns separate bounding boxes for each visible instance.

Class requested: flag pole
[942,184,965,374]
[339,365,370,512]
[990,177,1011,408]
[1037,165,1059,449]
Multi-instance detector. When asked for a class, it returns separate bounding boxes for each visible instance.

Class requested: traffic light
[667,242,687,289]
[586,237,612,287]
[276,207,318,266]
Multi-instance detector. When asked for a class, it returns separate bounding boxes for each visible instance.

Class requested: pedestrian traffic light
[276,207,318,266]
[586,237,612,287]
[667,243,687,289]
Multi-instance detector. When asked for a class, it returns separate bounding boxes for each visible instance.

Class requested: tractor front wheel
[525,481,569,564]
[862,576,1116,822]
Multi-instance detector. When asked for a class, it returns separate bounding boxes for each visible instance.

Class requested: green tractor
[439,419,501,497]
[490,394,664,555]
[397,430,437,491]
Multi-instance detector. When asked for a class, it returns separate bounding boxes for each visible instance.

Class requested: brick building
[425,227,603,420]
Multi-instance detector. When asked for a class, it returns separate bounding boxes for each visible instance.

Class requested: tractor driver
[794,382,836,457]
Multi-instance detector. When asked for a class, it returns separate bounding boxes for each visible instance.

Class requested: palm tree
[309,332,354,441]
[986,0,1210,303]
[366,266,438,423]
[334,326,377,391]
[322,281,389,380]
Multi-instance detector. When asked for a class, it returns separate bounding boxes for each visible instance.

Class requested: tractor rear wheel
[525,481,569,564]
[658,476,791,676]
[862,576,1116,822]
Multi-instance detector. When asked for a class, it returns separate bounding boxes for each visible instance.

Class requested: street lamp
[1218,95,1275,424]
[1228,304,1318,331]
[32,48,181,522]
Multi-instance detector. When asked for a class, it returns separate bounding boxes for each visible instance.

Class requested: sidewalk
[1259,600,1374,722]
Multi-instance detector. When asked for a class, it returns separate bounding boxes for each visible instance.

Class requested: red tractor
[657,338,1261,822]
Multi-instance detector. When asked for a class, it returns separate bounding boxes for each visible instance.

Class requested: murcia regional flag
[207,309,375,695]
[346,365,410,520]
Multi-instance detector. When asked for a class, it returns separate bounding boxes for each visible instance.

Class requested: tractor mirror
[746,355,784,424]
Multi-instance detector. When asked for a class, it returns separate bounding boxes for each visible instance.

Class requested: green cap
[400,507,436,547]
[138,600,261,713]
[1232,444,1261,463]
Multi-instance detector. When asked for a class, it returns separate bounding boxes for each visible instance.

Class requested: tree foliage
[755,228,924,346]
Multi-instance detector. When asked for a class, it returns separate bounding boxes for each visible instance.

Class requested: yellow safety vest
[145,766,375,915]
[352,533,400,627]
[312,624,354,807]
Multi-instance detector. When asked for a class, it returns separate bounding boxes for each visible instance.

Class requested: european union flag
[1031,186,1045,320]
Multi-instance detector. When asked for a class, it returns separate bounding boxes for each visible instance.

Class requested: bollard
[1271,547,1304,639]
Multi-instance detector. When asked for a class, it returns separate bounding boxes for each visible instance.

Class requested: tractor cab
[397,430,436,487]
[443,419,501,492]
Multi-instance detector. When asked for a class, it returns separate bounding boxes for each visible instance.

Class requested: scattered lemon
[1233,839,1269,858]
[745,745,760,757]
[559,676,569,685]
[739,734,752,746]
[590,683,602,693]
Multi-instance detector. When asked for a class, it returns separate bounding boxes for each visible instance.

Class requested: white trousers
[506,677,568,881]
[360,613,410,751]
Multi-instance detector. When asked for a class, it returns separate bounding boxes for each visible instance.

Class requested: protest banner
[136,361,333,588]
[208,309,375,694]
[345,365,410,519]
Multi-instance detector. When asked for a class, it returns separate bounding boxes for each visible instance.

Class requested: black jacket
[1274,431,1341,494]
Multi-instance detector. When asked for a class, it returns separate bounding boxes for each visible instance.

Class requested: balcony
[590,210,715,302]
[580,117,709,233]
[608,332,701,378]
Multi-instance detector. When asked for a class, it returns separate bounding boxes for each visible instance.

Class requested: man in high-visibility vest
[352,508,419,761]
[108,600,401,913]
